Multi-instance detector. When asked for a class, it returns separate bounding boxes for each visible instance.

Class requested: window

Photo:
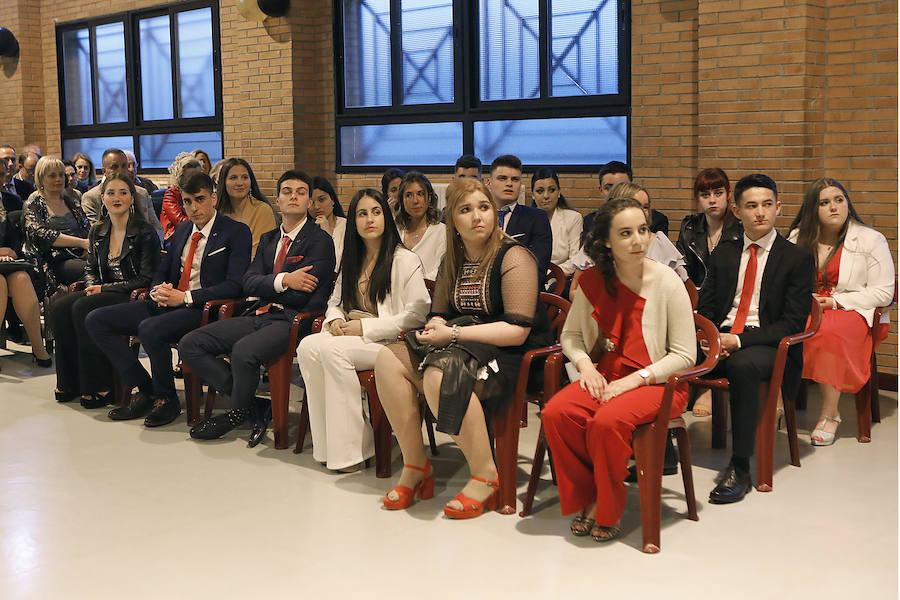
[335,0,629,171]
[57,1,222,172]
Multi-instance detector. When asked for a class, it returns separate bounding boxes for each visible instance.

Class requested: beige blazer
[561,259,696,384]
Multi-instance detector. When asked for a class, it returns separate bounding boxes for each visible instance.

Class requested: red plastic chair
[545,262,567,297]
[695,296,823,492]
[522,314,722,554]
[854,278,896,441]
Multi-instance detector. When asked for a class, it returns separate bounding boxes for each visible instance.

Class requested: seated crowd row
[0,143,893,542]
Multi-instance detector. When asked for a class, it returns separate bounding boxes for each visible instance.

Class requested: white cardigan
[324,247,431,343]
[549,208,583,275]
[407,222,446,280]
[788,220,894,327]
[561,259,696,385]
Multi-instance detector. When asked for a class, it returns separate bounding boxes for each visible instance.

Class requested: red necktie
[256,235,291,315]
[731,243,759,335]
[177,232,204,292]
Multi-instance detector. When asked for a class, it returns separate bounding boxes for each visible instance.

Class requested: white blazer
[407,222,446,280]
[324,247,431,343]
[788,220,894,327]
[331,216,347,268]
[549,208,583,275]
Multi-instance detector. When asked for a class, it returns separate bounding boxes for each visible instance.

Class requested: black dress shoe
[108,392,154,420]
[144,396,181,428]
[81,392,113,409]
[189,408,249,440]
[247,397,271,448]
[708,465,752,504]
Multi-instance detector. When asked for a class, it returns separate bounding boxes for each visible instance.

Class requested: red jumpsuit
[542,270,688,526]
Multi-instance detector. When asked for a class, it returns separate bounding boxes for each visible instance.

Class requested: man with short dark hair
[86,172,252,426]
[15,152,37,186]
[581,161,668,242]
[485,154,552,287]
[454,154,482,179]
[179,169,336,447]
[0,145,32,204]
[698,173,814,504]
[81,148,164,244]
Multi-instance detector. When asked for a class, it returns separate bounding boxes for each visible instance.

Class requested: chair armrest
[68,281,86,293]
[289,310,327,350]
[129,287,149,301]
[311,316,325,335]
[201,299,241,326]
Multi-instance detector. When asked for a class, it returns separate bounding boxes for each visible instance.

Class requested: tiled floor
[0,344,896,599]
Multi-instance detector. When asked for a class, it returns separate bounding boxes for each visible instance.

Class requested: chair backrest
[684,278,699,310]
[539,291,571,340]
[546,263,566,296]
[424,278,435,297]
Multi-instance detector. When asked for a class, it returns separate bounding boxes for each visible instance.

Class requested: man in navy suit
[179,169,336,447]
[85,172,252,426]
[698,173,814,504]
[485,154,552,287]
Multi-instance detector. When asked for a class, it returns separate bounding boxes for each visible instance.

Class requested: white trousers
[296,331,382,470]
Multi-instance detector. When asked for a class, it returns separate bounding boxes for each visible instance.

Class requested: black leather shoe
[144,396,181,428]
[247,397,271,448]
[625,434,679,482]
[190,408,249,440]
[81,392,113,409]
[708,465,752,504]
[108,392,154,420]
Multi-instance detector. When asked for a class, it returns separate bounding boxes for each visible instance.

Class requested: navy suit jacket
[153,213,252,307]
[504,204,552,287]
[242,218,336,320]
[697,232,814,395]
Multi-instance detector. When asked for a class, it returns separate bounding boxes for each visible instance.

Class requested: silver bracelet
[450,324,461,344]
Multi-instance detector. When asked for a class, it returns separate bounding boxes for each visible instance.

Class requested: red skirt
[802,309,873,393]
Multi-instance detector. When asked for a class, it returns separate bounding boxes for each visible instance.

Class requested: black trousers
[49,290,128,395]
[85,300,204,400]
[705,344,777,459]
[178,312,292,411]
[51,257,87,287]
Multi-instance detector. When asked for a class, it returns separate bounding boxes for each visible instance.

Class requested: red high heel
[443,475,499,519]
[383,460,434,510]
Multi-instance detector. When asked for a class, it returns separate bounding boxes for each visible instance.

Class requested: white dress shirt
[181,211,217,305]
[722,227,778,331]
[273,217,307,293]
[548,208,583,276]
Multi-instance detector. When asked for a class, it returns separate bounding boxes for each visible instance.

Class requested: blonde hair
[438,177,505,300]
[607,181,649,203]
[168,152,203,188]
[35,155,66,193]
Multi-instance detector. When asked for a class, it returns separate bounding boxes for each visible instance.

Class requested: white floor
[0,343,896,600]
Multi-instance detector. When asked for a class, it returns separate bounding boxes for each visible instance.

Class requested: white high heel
[811,414,841,446]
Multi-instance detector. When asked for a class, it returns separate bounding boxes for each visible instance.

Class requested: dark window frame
[333,0,631,173]
[56,0,223,173]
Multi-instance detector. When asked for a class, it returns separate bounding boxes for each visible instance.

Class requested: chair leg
[203,387,216,420]
[673,428,698,521]
[632,425,664,554]
[492,415,520,515]
[870,353,881,423]
[520,423,548,517]
[267,359,291,450]
[425,418,439,456]
[293,398,309,454]
[183,369,201,425]
[754,382,775,493]
[363,379,393,478]
[711,390,728,449]
[855,387,872,443]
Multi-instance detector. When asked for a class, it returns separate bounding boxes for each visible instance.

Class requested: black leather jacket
[84,214,160,293]
[675,213,743,287]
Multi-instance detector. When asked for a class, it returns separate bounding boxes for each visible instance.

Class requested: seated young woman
[531,168,582,291]
[541,197,696,542]
[395,171,446,280]
[296,188,430,472]
[50,172,160,407]
[0,204,50,370]
[381,168,405,212]
[787,177,894,445]
[676,168,743,418]
[374,177,552,518]
[311,176,347,267]
[160,153,203,242]
[215,158,276,256]
[23,156,91,296]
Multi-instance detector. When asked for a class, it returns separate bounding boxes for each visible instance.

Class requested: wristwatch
[637,369,651,386]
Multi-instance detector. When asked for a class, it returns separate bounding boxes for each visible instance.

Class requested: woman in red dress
[542,197,696,542]
[787,178,894,445]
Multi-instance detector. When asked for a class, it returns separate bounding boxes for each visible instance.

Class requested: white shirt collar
[191,210,218,238]
[742,227,777,253]
[281,217,306,241]
[500,201,518,212]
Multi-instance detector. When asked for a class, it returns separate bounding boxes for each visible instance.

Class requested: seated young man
[485,154,552,287]
[697,173,814,504]
[179,169,336,447]
[85,172,252,426]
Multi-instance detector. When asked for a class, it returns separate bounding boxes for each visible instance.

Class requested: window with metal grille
[57,1,222,172]
[335,0,629,171]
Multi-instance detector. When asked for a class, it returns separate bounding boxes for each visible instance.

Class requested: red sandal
[443,475,499,519]
[383,460,434,510]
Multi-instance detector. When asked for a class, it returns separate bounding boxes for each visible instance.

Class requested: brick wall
[0,0,896,372]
